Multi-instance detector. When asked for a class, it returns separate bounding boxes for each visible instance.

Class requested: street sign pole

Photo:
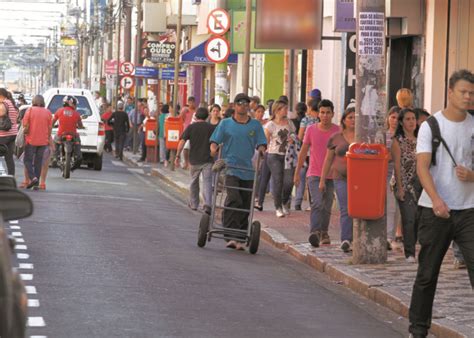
[353,0,387,264]
[242,0,252,94]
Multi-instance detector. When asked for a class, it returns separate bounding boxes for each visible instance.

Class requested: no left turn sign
[207,8,230,35]
[205,36,230,64]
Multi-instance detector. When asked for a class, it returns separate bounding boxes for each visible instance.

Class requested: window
[47,95,93,117]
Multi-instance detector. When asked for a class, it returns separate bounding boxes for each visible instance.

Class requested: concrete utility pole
[242,0,252,94]
[353,0,387,264]
[124,0,132,62]
[114,0,123,109]
[133,0,143,154]
[92,0,100,91]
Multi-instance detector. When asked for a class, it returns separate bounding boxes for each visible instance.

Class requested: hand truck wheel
[197,213,210,248]
[248,220,261,254]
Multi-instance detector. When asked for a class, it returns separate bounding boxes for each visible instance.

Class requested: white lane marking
[28,299,40,307]
[20,273,33,281]
[45,192,143,202]
[12,231,23,237]
[27,317,46,327]
[17,253,30,259]
[68,178,128,186]
[111,160,127,167]
[9,220,19,224]
[15,238,25,243]
[26,286,37,294]
[19,263,34,269]
[128,168,145,175]
[31,336,48,338]
[15,244,28,250]
[10,225,21,229]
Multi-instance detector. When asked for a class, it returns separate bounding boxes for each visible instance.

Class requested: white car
[43,88,105,171]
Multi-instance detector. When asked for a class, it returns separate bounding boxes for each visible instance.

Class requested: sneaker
[387,240,392,251]
[187,202,198,211]
[276,208,285,218]
[282,205,290,215]
[308,231,320,247]
[305,206,311,212]
[341,240,352,253]
[320,231,331,245]
[389,239,402,250]
[406,256,416,263]
[294,204,302,211]
[226,240,237,249]
[453,258,467,269]
[254,203,263,211]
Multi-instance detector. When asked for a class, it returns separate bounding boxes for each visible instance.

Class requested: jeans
[54,135,82,162]
[114,132,126,159]
[266,154,294,209]
[307,176,334,233]
[159,136,167,163]
[386,179,397,240]
[223,175,253,239]
[24,145,47,180]
[397,192,419,258]
[257,153,271,206]
[453,241,465,261]
[0,135,16,175]
[139,130,146,160]
[295,166,308,207]
[334,179,353,242]
[409,208,474,337]
[105,130,114,152]
[189,162,213,209]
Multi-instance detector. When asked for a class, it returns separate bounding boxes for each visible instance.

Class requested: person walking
[101,103,114,153]
[158,104,170,166]
[0,88,19,176]
[110,101,130,161]
[264,99,296,217]
[294,99,340,247]
[408,69,474,338]
[391,108,421,262]
[319,106,355,252]
[175,107,216,212]
[208,104,221,126]
[21,95,52,189]
[179,96,197,169]
[210,93,267,251]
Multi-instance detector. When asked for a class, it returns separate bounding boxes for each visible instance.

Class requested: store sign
[255,0,323,49]
[135,66,159,78]
[105,60,118,75]
[144,40,176,64]
[159,68,186,80]
[334,0,356,32]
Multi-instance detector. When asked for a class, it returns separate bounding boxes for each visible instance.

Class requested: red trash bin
[164,117,183,150]
[346,143,389,220]
[144,118,158,147]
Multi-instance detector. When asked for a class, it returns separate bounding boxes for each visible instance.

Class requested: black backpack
[426,116,457,167]
[0,102,12,131]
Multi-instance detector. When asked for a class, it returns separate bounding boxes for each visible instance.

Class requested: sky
[0,0,67,45]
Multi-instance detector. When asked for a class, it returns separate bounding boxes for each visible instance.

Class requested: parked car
[0,175,31,337]
[43,88,105,171]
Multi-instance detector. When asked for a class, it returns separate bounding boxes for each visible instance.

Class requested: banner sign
[104,60,118,75]
[135,66,159,78]
[334,0,356,32]
[159,68,187,80]
[144,41,176,64]
[358,12,384,56]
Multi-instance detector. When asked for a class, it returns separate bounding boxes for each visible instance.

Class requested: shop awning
[181,40,238,65]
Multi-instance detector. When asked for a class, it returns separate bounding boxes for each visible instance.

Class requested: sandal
[19,180,30,189]
[39,183,46,190]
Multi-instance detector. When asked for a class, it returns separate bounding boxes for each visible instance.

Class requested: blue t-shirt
[210,117,267,180]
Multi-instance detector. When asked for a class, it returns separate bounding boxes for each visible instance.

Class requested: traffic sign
[120,62,135,75]
[205,36,230,64]
[207,8,231,35]
[135,66,159,78]
[120,76,134,89]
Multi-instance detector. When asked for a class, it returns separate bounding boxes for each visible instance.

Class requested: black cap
[234,93,250,104]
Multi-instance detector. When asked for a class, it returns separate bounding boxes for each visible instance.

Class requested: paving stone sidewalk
[124,151,474,338]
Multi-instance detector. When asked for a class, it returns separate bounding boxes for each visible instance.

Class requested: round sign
[207,8,231,35]
[120,75,134,89]
[120,61,135,75]
[205,36,230,64]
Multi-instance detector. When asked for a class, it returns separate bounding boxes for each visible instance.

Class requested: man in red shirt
[52,95,84,170]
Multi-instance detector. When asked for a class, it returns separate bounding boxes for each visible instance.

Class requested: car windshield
[47,95,93,117]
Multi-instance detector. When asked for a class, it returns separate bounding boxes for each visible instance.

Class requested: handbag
[0,103,12,131]
[15,123,25,148]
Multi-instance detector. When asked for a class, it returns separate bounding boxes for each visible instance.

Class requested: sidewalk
[124,151,474,338]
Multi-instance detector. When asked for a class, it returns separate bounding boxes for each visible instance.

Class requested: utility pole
[124,0,132,62]
[133,0,143,154]
[353,0,387,264]
[92,0,100,91]
[170,0,183,171]
[114,0,123,109]
[242,0,252,94]
[106,0,114,102]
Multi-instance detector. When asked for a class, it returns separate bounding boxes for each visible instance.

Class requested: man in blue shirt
[210,93,267,250]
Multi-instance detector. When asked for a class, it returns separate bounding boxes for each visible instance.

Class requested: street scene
[0,0,474,338]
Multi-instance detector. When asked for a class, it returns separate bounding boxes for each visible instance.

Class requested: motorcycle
[58,133,80,179]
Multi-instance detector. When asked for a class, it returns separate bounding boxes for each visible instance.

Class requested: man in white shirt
[408,69,474,338]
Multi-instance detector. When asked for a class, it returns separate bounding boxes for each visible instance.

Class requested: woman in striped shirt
[0,88,19,176]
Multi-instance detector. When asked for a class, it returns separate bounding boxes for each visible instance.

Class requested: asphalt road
[10,154,410,337]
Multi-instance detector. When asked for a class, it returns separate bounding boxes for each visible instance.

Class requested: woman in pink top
[0,88,19,176]
[22,95,52,189]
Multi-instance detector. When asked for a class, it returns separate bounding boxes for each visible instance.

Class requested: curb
[125,153,468,338]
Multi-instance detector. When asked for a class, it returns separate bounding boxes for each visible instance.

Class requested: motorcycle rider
[52,95,84,170]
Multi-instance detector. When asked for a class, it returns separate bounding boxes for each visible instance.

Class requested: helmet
[63,95,78,108]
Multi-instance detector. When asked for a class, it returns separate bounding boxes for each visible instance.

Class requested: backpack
[426,116,457,167]
[0,102,12,131]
